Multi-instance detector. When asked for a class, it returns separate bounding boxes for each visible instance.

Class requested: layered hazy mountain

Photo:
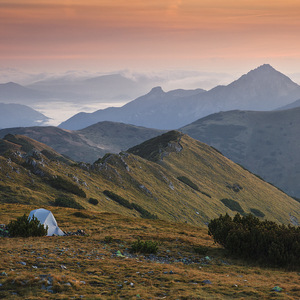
[180,107,300,197]
[59,64,300,130]
[27,73,156,102]
[275,98,300,110]
[0,103,50,128]
[0,82,52,104]
[59,87,206,130]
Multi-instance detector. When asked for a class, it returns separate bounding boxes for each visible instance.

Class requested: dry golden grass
[1,203,300,299]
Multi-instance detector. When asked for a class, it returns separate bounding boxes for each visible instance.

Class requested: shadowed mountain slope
[59,64,300,130]
[0,103,50,128]
[180,107,300,197]
[0,122,166,163]
[1,131,300,226]
[275,98,300,110]
[59,87,206,130]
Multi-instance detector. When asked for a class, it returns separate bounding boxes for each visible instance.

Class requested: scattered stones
[64,229,86,236]
[202,280,212,285]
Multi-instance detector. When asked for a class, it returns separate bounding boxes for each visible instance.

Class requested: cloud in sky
[1,0,300,74]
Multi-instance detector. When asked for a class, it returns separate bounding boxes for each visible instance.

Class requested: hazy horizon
[1,0,300,126]
[1,1,300,77]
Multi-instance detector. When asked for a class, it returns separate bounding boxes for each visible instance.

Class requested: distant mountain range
[59,64,300,130]
[0,73,166,107]
[2,105,300,198]
[27,73,161,101]
[0,82,52,104]
[180,107,300,197]
[0,103,50,128]
[59,87,206,130]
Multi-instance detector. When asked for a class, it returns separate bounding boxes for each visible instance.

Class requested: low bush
[103,190,158,219]
[131,203,158,220]
[88,198,99,205]
[55,196,84,210]
[73,211,89,218]
[130,238,159,254]
[103,190,133,209]
[48,176,86,198]
[8,214,48,237]
[177,176,211,197]
[250,208,265,218]
[177,176,199,192]
[208,213,300,268]
[220,198,244,214]
[194,245,209,255]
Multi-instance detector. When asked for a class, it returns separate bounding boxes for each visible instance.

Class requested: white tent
[28,208,65,236]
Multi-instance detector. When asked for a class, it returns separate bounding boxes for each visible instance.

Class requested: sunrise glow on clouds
[1,0,300,74]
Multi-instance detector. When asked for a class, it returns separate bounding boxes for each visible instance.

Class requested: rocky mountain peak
[149,86,165,94]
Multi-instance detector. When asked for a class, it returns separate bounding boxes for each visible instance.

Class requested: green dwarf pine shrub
[194,245,209,255]
[48,176,86,198]
[88,198,99,205]
[8,214,48,237]
[208,213,300,268]
[55,196,84,209]
[130,238,159,254]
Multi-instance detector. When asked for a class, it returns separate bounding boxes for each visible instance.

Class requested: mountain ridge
[0,122,166,163]
[59,64,300,130]
[179,107,300,197]
[1,131,299,226]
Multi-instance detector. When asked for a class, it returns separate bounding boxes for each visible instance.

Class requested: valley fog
[31,100,127,126]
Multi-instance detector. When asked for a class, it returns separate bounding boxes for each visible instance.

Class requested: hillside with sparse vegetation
[1,203,300,299]
[1,131,300,298]
[1,131,300,227]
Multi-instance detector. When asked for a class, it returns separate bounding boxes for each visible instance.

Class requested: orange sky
[1,0,300,74]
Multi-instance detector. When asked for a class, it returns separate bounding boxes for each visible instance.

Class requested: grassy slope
[1,203,300,300]
[179,108,300,197]
[1,131,300,227]
[129,132,300,225]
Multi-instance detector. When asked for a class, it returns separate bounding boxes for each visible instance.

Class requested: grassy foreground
[1,203,300,299]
